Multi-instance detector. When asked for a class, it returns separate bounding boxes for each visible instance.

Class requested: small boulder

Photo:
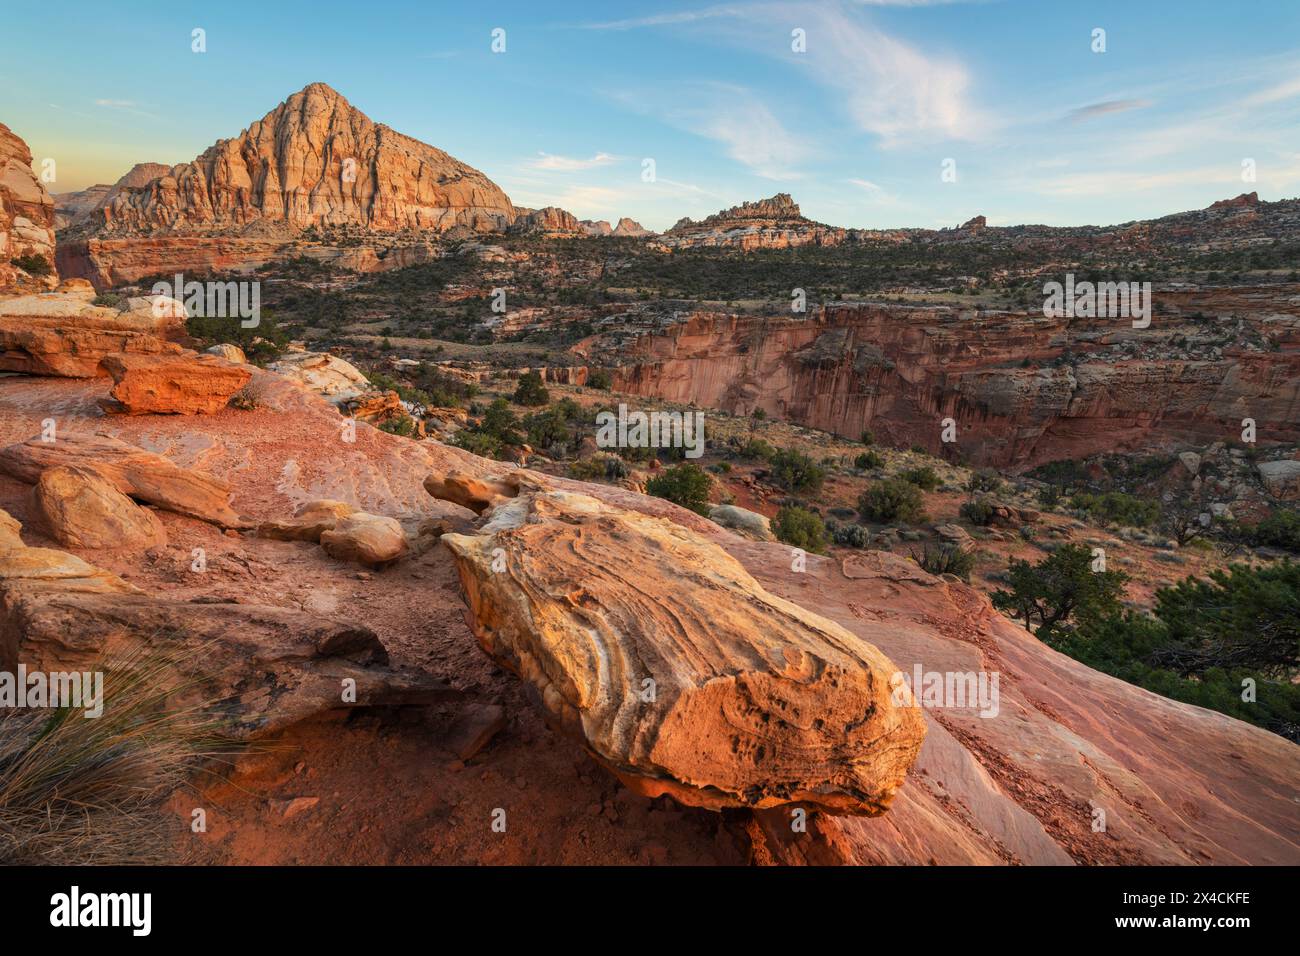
[1258,459,1300,500]
[100,351,252,415]
[708,504,774,541]
[205,343,247,364]
[258,500,355,542]
[33,464,166,549]
[320,513,409,566]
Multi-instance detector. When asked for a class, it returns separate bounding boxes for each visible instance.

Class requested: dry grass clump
[0,648,228,865]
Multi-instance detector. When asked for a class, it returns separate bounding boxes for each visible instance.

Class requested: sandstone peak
[81,82,515,237]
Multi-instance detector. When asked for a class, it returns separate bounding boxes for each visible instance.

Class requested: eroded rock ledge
[435,482,926,815]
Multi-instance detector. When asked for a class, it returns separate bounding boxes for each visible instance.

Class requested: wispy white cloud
[525,151,622,171]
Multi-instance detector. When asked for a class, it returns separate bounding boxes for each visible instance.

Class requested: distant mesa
[658,192,845,250]
[1209,191,1260,211]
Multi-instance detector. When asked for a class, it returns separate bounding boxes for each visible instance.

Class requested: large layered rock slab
[99,351,252,415]
[0,281,188,376]
[33,464,166,549]
[0,433,246,527]
[0,540,449,738]
[438,486,926,815]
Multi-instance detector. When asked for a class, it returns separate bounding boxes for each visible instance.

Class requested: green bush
[1250,508,1300,553]
[860,430,875,446]
[9,253,51,276]
[991,543,1129,641]
[739,438,776,461]
[1070,491,1161,528]
[645,463,713,516]
[830,521,870,548]
[586,368,613,390]
[959,497,997,526]
[568,455,628,482]
[898,465,941,491]
[512,370,549,406]
[768,448,826,493]
[378,414,417,437]
[858,479,926,524]
[772,506,829,554]
[966,468,1004,496]
[1057,561,1300,739]
[855,450,884,470]
[913,543,976,582]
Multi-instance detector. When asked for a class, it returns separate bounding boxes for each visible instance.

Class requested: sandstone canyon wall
[606,292,1300,469]
[0,122,57,290]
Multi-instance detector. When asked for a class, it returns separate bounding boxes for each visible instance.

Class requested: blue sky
[3,0,1298,231]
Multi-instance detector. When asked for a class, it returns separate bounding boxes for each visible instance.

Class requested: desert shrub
[855,450,884,470]
[960,497,997,526]
[1037,484,1063,509]
[9,253,51,276]
[830,521,870,549]
[451,398,521,459]
[568,455,628,482]
[738,438,776,461]
[586,368,613,390]
[645,463,712,515]
[378,414,417,437]
[913,543,976,582]
[772,506,829,554]
[966,468,1004,496]
[1057,562,1300,739]
[524,404,574,453]
[858,479,926,524]
[1071,491,1161,528]
[768,448,826,493]
[860,430,875,446]
[185,308,290,363]
[898,465,941,491]
[1250,508,1300,553]
[512,370,549,406]
[991,543,1129,641]
[451,429,502,459]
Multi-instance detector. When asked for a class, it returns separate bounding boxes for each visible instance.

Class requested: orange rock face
[99,351,252,415]
[85,83,515,237]
[606,293,1300,469]
[0,122,57,290]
